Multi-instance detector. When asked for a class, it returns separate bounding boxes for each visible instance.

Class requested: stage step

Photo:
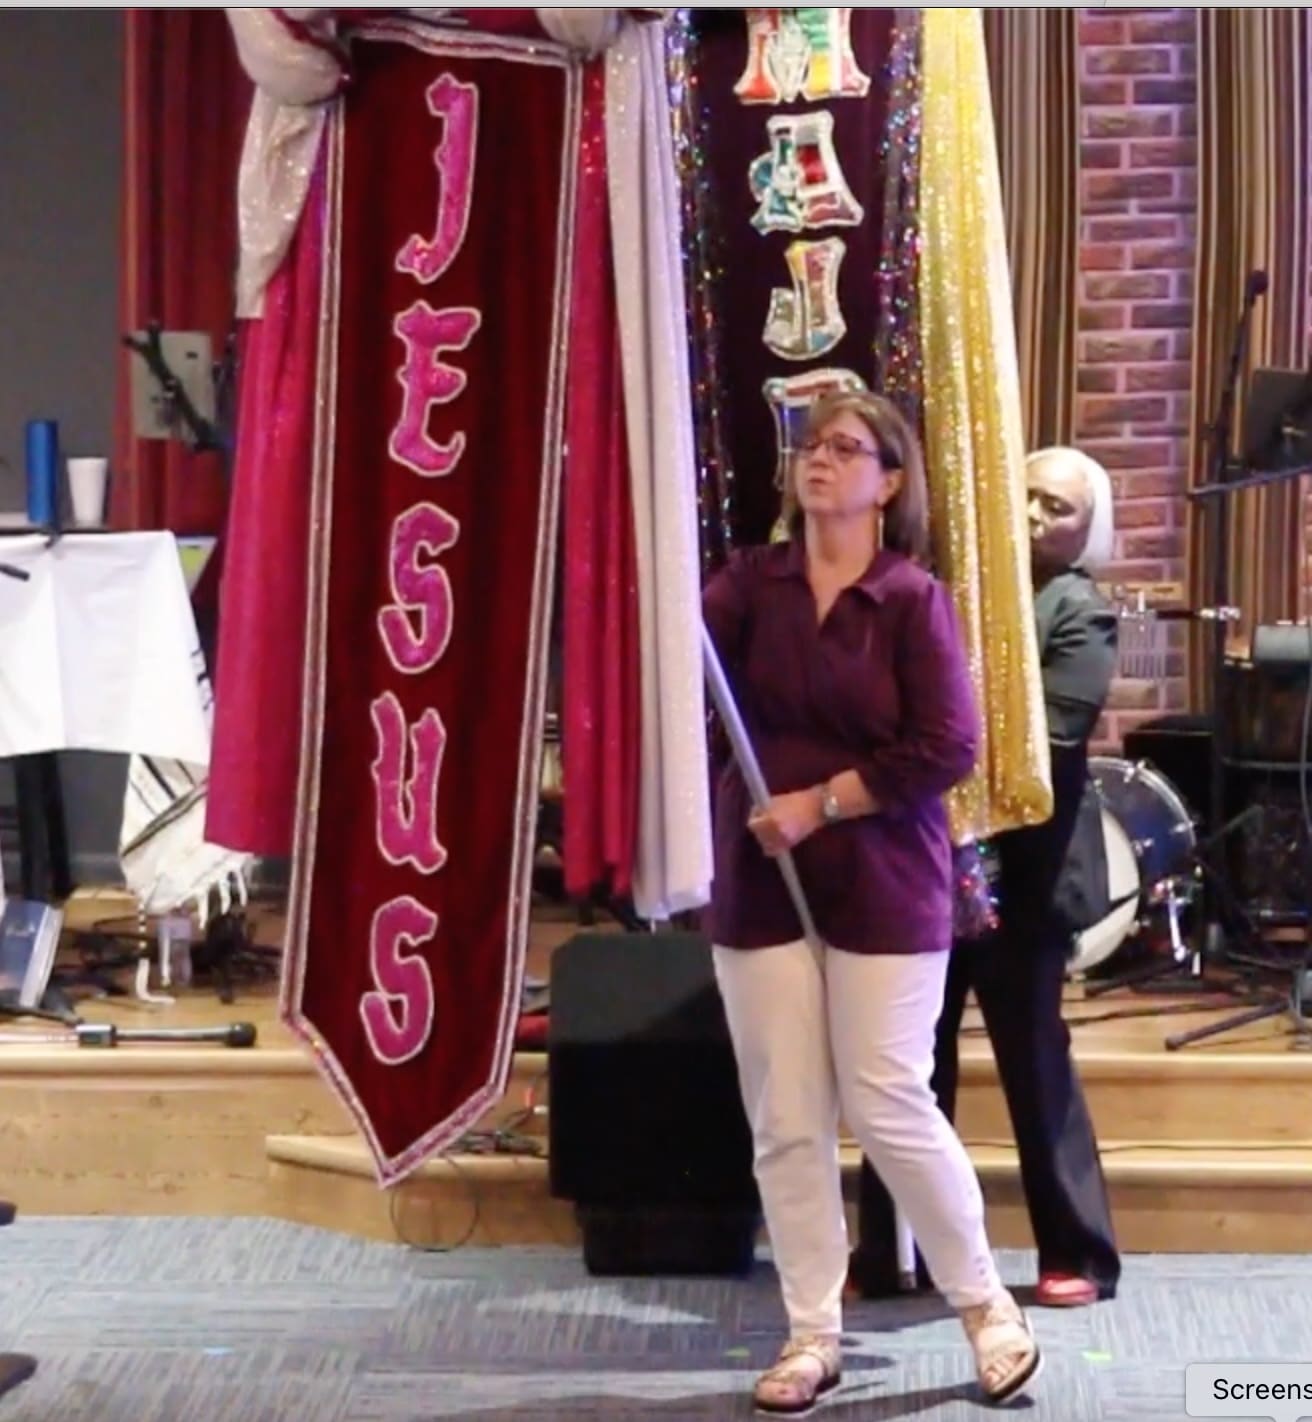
[488,1042,1312,1150]
[0,1035,349,1216]
[263,1132,1312,1255]
[955,1035,1312,1146]
[266,1134,574,1246]
[368,1037,1312,1153]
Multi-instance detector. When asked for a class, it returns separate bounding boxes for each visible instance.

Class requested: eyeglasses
[798,432,883,463]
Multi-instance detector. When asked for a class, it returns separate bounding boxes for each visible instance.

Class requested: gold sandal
[753,1334,842,1416]
[960,1293,1043,1404]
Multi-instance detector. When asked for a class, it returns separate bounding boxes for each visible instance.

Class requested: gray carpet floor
[1,1217,1308,1420]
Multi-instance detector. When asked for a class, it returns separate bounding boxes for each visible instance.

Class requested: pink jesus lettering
[378,502,460,674]
[389,303,482,476]
[359,896,438,1065]
[370,691,448,874]
[395,73,479,285]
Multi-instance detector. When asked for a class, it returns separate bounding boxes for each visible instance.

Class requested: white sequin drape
[229,9,637,315]
[235,91,326,318]
[605,21,713,919]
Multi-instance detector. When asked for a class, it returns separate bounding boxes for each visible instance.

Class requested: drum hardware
[1164,955,1312,1052]
[1080,796,1273,1004]
[1083,872,1201,998]
[1069,756,1202,985]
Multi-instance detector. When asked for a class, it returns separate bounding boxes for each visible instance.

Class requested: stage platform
[6,894,1312,1254]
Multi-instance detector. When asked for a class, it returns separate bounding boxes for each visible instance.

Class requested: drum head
[1070,809,1140,974]
[1088,755,1196,886]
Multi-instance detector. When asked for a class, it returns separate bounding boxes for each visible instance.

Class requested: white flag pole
[701,624,821,949]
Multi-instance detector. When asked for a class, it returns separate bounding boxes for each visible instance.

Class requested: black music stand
[1160,353,1312,1048]
[1083,330,1312,1031]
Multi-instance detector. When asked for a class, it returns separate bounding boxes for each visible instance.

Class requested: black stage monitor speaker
[548,930,760,1276]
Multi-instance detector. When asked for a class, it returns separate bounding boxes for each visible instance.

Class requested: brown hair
[783,390,931,564]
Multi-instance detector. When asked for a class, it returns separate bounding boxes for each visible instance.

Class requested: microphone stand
[1195,272,1266,969]
[1159,272,1312,1048]
[1107,278,1266,1004]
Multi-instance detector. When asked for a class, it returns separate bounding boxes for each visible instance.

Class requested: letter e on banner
[389,303,482,476]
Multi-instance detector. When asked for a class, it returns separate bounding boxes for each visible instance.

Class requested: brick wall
[1075,8,1197,748]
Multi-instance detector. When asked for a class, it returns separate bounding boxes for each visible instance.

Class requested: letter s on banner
[360,895,439,1065]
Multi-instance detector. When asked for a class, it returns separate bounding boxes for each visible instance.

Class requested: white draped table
[0,531,210,766]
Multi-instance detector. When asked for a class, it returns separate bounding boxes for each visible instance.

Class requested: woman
[703,390,1042,1415]
[849,445,1122,1309]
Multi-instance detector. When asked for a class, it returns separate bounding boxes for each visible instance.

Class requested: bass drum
[1068,756,1197,975]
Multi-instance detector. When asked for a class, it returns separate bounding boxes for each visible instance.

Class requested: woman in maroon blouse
[703,390,1041,1414]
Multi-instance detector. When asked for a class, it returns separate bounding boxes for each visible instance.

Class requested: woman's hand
[748,789,823,857]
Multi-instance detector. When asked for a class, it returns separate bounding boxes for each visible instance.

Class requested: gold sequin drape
[919,7,1052,840]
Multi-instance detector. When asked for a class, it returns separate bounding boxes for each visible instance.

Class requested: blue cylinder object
[24,419,58,526]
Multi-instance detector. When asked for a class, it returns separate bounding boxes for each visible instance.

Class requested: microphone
[1246,269,1269,303]
[73,1022,258,1049]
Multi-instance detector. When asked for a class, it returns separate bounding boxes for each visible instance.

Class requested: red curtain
[205,161,324,857]
[562,59,640,900]
[113,10,250,535]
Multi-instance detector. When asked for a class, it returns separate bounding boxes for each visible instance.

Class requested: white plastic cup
[66,457,109,527]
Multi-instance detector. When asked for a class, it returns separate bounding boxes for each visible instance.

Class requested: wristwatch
[819,783,841,825]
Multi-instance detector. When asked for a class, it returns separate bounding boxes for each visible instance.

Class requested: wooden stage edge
[5,895,1312,1253]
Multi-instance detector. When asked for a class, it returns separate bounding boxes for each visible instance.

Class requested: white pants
[713,939,1002,1336]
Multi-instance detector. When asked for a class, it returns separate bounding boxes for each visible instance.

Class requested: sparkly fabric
[235,91,326,317]
[536,8,625,52]
[918,7,1050,841]
[228,9,636,316]
[874,10,923,424]
[606,20,714,918]
[667,11,736,576]
[561,58,640,900]
[225,8,345,105]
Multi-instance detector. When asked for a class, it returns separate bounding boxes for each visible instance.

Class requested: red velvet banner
[283,20,578,1183]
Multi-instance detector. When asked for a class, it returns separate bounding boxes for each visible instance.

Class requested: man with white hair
[850,445,1122,1310]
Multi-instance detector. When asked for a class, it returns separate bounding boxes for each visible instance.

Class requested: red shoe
[1035,1273,1099,1308]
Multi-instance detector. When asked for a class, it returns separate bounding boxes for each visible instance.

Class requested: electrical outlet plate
[128,330,215,442]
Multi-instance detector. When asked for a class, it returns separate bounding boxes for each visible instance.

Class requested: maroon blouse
[702,540,979,955]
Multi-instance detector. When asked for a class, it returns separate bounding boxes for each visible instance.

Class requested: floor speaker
[548,930,760,1275]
